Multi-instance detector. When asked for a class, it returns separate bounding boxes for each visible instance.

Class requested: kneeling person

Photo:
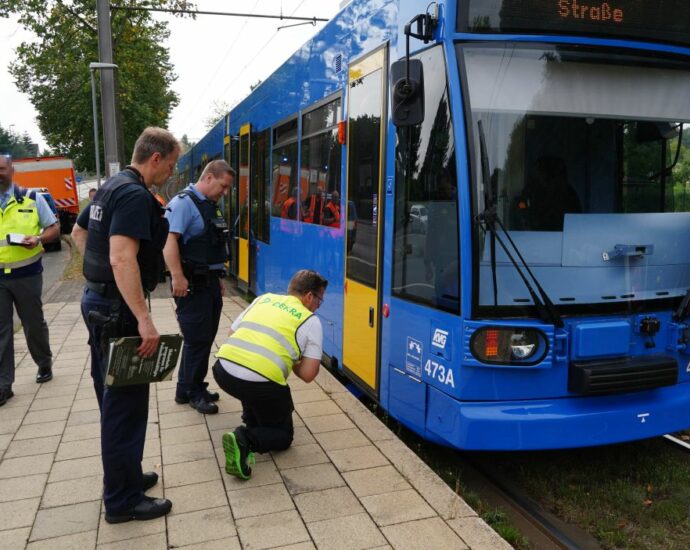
[212,269,327,479]
[164,160,234,414]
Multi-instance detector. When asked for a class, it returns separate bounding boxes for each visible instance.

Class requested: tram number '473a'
[424,359,455,388]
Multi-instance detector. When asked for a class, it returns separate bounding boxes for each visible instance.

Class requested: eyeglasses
[311,292,325,307]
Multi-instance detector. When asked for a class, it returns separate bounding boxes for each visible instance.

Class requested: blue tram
[178,0,690,450]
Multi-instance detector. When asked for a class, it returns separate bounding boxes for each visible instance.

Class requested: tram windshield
[458,44,690,314]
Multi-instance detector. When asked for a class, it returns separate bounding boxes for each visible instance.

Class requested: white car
[409,204,428,233]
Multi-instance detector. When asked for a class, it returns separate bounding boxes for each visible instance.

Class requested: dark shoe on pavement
[203,382,220,402]
[222,427,254,480]
[174,392,190,404]
[36,366,52,383]
[143,471,159,492]
[0,388,13,407]
[105,496,172,524]
[189,395,218,415]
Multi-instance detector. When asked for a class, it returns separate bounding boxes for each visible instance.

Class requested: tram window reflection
[392,45,460,314]
[300,97,342,227]
[271,118,299,220]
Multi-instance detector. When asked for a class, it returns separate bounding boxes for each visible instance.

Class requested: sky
[0,0,345,152]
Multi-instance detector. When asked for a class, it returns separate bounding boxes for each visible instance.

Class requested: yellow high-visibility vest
[216,293,313,385]
[0,191,43,273]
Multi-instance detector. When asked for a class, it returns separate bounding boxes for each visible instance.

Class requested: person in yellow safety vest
[0,154,60,407]
[212,269,328,479]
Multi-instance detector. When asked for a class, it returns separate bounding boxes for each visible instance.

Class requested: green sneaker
[222,429,253,480]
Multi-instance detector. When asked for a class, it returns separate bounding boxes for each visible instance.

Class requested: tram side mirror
[391,59,424,127]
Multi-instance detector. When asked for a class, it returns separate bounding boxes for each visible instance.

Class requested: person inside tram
[517,155,582,231]
[322,190,340,227]
[303,189,325,224]
[280,188,298,220]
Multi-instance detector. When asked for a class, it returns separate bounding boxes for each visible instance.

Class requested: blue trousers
[174,280,222,400]
[81,287,149,514]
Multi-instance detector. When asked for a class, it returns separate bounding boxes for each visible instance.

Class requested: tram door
[343,47,387,393]
[237,124,251,291]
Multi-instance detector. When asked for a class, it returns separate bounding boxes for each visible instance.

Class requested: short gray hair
[131,127,179,164]
[199,159,236,180]
[288,269,328,296]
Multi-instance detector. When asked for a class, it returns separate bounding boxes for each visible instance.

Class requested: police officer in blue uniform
[163,159,233,414]
[71,127,179,523]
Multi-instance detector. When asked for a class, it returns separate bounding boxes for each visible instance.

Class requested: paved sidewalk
[0,294,510,550]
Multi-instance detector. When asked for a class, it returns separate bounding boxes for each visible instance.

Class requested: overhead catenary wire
[109,5,327,23]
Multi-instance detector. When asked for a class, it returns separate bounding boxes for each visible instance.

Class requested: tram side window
[251,129,270,243]
[271,118,299,220]
[392,46,460,313]
[300,97,342,227]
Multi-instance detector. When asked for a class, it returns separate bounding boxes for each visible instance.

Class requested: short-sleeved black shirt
[77,186,152,241]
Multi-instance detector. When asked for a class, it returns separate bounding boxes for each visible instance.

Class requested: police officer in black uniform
[71,127,180,523]
[163,159,233,414]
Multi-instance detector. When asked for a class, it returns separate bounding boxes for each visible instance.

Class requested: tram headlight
[470,327,548,365]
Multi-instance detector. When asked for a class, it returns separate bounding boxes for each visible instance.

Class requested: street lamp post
[89,62,118,188]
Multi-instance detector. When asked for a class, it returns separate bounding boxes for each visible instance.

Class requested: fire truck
[12,156,79,233]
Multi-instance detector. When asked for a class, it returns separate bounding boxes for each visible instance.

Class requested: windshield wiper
[476,120,564,328]
[673,287,690,322]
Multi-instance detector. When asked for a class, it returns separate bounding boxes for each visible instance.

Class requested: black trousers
[174,279,222,400]
[212,361,294,453]
[81,287,148,514]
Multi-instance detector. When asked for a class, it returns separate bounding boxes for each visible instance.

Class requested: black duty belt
[85,280,121,299]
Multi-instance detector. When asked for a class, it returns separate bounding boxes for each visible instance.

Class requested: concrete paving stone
[14,419,66,441]
[294,486,364,523]
[66,408,101,426]
[288,377,310,391]
[447,517,513,550]
[71,397,99,412]
[26,530,97,550]
[204,411,243,432]
[375,439,476,520]
[174,537,241,550]
[271,544,316,550]
[228,482,295,519]
[158,398,186,415]
[0,417,23,435]
[74,388,95,400]
[292,425,317,446]
[166,480,228,516]
[223,457,283,490]
[327,444,390,473]
[332,395,397,442]
[96,532,167,550]
[214,397,243,413]
[343,465,412,498]
[144,437,162,459]
[42,474,103,508]
[22,406,70,425]
[313,428,370,452]
[0,473,47,502]
[291,387,329,404]
[273,443,329,470]
[0,497,41,540]
[62,421,101,442]
[55,436,101,461]
[2,527,32,550]
[0,403,29,419]
[164,458,221,488]
[48,455,102,482]
[381,517,468,550]
[0,453,54,479]
[294,399,342,418]
[313,368,348,395]
[162,439,215,465]
[4,435,61,459]
[29,395,74,412]
[236,509,310,550]
[281,463,346,495]
[167,506,236,547]
[97,513,165,545]
[361,489,436,527]
[302,413,356,434]
[0,432,12,452]
[306,512,386,550]
[35,383,79,398]
[160,423,210,446]
[159,409,205,430]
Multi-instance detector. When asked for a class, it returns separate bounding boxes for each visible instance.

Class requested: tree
[0,124,34,158]
[2,1,195,171]
[203,99,231,131]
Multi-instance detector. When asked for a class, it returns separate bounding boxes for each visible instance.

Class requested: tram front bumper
[425,382,690,451]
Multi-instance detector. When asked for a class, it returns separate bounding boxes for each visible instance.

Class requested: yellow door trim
[238,124,251,286]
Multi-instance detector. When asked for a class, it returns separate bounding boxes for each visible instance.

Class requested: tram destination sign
[460,0,690,49]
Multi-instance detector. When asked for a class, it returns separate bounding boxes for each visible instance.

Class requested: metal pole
[89,69,101,188]
[96,0,121,178]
